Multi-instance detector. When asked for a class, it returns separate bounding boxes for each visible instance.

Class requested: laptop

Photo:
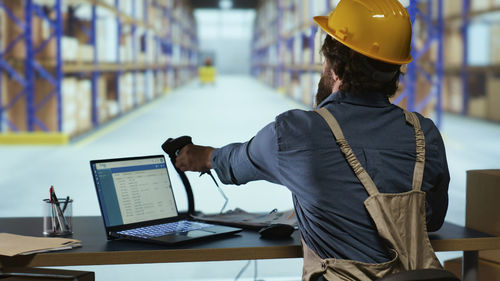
[90,155,242,244]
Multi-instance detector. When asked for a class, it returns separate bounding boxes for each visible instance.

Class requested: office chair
[376,269,460,281]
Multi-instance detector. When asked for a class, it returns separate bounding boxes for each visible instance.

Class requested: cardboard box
[466,170,500,236]
[444,30,463,67]
[444,257,500,281]
[491,24,500,65]
[0,7,5,52]
[3,0,26,59]
[471,0,492,12]
[5,77,27,131]
[300,73,312,106]
[33,10,57,60]
[465,170,500,275]
[98,76,108,123]
[35,79,58,132]
[442,0,462,18]
[486,75,500,122]
[77,79,92,133]
[416,74,435,118]
[442,75,463,114]
[61,78,78,136]
[468,97,487,119]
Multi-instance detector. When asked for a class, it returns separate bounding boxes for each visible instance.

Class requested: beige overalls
[301,108,443,281]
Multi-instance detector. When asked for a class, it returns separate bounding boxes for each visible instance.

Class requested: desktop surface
[0,216,497,268]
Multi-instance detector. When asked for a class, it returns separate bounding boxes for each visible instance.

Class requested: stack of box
[491,24,500,65]
[443,0,462,18]
[300,73,312,106]
[61,78,78,136]
[442,75,463,114]
[97,76,109,124]
[443,24,463,68]
[444,170,500,280]
[3,1,26,60]
[486,75,500,122]
[76,79,92,134]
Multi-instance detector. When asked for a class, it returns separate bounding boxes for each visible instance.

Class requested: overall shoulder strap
[315,107,379,196]
[403,110,426,191]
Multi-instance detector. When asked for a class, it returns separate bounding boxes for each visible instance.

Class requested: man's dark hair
[320,35,402,98]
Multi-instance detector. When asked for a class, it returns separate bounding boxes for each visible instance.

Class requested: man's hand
[175,144,215,172]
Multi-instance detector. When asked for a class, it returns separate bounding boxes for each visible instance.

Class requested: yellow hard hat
[314,0,412,65]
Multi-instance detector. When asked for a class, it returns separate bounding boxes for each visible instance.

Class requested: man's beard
[315,72,334,107]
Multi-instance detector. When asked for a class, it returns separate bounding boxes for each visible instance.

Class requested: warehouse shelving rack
[252,0,445,127]
[444,0,500,119]
[0,0,199,144]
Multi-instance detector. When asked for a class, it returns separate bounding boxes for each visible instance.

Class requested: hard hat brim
[313,16,412,65]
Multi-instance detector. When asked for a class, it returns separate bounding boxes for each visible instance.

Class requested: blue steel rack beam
[395,0,444,127]
[461,0,470,115]
[0,1,30,132]
[0,0,64,133]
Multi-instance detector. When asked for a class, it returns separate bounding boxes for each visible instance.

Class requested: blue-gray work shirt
[210,91,449,263]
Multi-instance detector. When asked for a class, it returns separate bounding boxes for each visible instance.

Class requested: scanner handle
[161,136,195,215]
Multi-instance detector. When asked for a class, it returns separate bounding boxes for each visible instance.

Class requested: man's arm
[175,122,282,186]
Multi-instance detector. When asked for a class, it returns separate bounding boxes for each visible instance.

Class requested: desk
[1,217,498,281]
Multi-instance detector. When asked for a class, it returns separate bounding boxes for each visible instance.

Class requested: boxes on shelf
[291,78,301,101]
[76,79,92,134]
[486,75,500,122]
[471,0,493,12]
[3,0,26,59]
[314,28,325,65]
[145,71,154,101]
[468,96,487,119]
[4,77,27,131]
[97,76,109,124]
[34,79,59,132]
[442,75,463,114]
[136,72,146,105]
[443,0,462,19]
[61,37,79,62]
[312,0,328,17]
[300,73,313,106]
[415,75,436,118]
[0,7,5,52]
[78,44,94,63]
[491,24,500,64]
[443,28,463,67]
[97,18,118,63]
[61,78,78,136]
[293,33,303,65]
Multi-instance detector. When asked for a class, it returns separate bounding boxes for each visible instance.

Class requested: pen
[62,196,70,213]
[50,187,56,233]
[51,186,69,232]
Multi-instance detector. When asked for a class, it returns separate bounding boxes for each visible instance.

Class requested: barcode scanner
[161,136,221,215]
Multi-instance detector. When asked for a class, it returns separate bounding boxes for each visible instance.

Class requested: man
[176,0,449,279]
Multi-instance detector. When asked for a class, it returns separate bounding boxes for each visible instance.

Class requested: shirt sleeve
[425,129,450,232]
[210,122,283,186]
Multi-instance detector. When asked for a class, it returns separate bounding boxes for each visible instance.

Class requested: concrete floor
[1,75,499,280]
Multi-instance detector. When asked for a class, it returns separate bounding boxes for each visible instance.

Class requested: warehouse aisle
[1,75,500,280]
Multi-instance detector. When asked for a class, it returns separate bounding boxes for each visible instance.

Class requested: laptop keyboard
[117,220,213,238]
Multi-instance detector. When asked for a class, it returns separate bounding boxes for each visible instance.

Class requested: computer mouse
[259,223,295,239]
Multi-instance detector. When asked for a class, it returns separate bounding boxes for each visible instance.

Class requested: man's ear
[330,68,339,82]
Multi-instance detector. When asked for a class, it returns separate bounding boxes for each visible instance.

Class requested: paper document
[194,208,297,230]
[0,233,81,257]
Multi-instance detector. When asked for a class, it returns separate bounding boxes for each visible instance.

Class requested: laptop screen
[91,156,178,227]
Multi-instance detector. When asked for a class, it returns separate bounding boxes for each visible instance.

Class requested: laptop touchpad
[187,230,214,238]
